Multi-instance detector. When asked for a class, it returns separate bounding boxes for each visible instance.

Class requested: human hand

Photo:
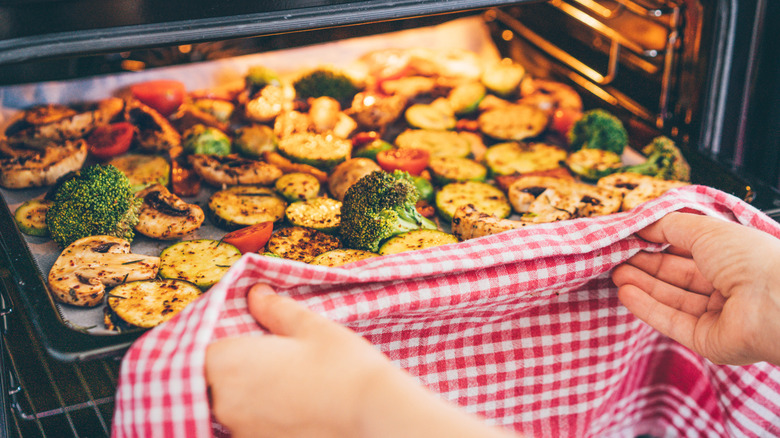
[205,283,518,438]
[612,212,780,366]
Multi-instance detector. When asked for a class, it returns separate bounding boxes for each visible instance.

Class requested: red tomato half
[86,122,135,160]
[130,80,186,117]
[221,222,273,254]
[551,107,583,140]
[376,148,430,176]
[351,131,381,148]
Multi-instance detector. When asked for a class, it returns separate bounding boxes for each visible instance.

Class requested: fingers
[616,283,700,351]
[612,263,711,316]
[618,251,714,296]
[247,283,317,337]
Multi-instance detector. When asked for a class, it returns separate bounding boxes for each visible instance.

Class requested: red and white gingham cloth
[111,185,780,437]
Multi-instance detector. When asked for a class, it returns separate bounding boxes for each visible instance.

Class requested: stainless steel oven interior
[1,0,778,436]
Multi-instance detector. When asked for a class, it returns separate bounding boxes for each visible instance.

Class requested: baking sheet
[0,16,502,334]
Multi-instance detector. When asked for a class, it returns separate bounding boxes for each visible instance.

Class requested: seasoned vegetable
[378,229,459,256]
[86,122,135,161]
[45,164,142,247]
[411,176,434,204]
[275,172,322,202]
[484,142,567,176]
[478,104,548,141]
[404,102,456,131]
[106,279,202,330]
[159,239,242,289]
[277,132,351,170]
[481,60,526,97]
[376,148,430,176]
[48,235,159,307]
[340,170,437,252]
[208,186,287,229]
[182,124,231,156]
[108,154,170,192]
[221,222,274,254]
[428,156,487,185]
[448,82,486,115]
[285,197,342,233]
[568,109,628,154]
[134,184,205,240]
[564,148,623,180]
[245,65,281,94]
[394,129,475,158]
[327,158,381,201]
[310,249,378,267]
[621,136,691,181]
[234,124,277,158]
[266,226,341,263]
[14,198,51,237]
[435,180,511,223]
[293,68,360,106]
[130,80,185,117]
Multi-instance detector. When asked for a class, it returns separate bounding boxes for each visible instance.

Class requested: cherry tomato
[376,148,430,176]
[551,107,583,140]
[130,80,185,117]
[221,222,274,254]
[86,122,135,160]
[351,131,381,148]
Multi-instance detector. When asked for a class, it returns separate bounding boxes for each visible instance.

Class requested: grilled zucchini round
[106,279,202,330]
[208,185,287,229]
[159,239,242,289]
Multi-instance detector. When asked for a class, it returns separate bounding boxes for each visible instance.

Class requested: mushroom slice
[508,176,622,222]
[598,172,688,211]
[350,92,407,130]
[451,204,530,240]
[0,139,87,189]
[188,154,283,186]
[47,235,160,307]
[6,98,124,149]
[135,184,205,240]
[125,99,181,153]
[507,176,574,214]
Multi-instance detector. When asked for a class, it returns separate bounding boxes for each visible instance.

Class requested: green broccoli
[45,164,142,247]
[293,69,360,106]
[622,136,691,181]
[340,170,437,252]
[245,65,281,95]
[568,109,628,154]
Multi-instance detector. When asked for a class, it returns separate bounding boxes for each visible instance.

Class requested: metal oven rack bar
[2,266,119,438]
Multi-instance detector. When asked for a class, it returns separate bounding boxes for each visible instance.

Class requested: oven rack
[487,0,684,129]
[2,267,118,438]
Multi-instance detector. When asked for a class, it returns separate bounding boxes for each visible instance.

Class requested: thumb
[246,283,318,338]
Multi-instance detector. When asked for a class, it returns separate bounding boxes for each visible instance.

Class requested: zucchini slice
[478,104,548,141]
[234,124,278,159]
[310,249,378,267]
[159,239,242,289]
[106,279,202,330]
[481,60,526,97]
[208,185,287,229]
[266,226,340,263]
[274,172,321,202]
[428,156,487,185]
[108,154,170,193]
[277,132,351,171]
[484,142,567,176]
[564,149,623,180]
[448,82,486,115]
[14,198,51,237]
[394,129,474,158]
[378,229,459,255]
[404,103,456,131]
[435,181,511,223]
[285,197,342,233]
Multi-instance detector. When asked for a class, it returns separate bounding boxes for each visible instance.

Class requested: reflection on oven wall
[484,0,779,200]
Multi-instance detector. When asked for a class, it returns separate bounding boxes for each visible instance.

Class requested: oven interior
[1,0,778,436]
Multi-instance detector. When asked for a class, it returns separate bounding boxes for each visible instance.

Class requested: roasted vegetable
[567,109,628,154]
[182,124,231,156]
[564,148,623,180]
[621,136,691,181]
[293,68,360,106]
[245,65,281,95]
[339,170,437,252]
[45,164,142,247]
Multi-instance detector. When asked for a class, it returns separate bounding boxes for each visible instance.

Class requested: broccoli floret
[293,69,360,106]
[568,109,628,154]
[45,164,142,247]
[245,65,281,95]
[622,136,691,181]
[340,170,437,252]
[182,124,232,156]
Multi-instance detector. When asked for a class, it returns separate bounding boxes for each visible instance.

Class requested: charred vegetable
[182,124,231,156]
[568,109,628,155]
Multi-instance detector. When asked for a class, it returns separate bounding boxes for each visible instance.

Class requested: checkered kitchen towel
[111,185,780,437]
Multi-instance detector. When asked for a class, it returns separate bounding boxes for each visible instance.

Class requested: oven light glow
[501,30,514,41]
[178,45,192,54]
[363,95,376,106]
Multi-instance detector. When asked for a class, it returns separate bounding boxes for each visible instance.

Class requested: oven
[1,0,778,436]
